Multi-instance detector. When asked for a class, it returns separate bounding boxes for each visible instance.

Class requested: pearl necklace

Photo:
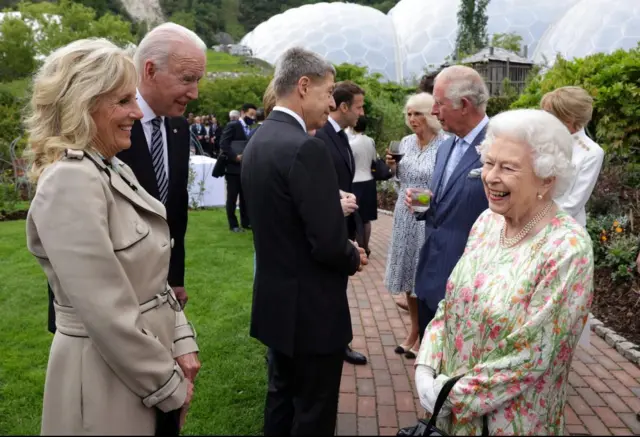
[500,202,553,248]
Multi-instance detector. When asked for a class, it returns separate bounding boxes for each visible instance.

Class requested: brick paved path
[337,214,640,436]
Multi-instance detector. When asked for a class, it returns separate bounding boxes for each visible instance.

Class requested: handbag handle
[426,374,489,436]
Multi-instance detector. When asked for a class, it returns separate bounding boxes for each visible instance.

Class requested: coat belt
[54,289,176,338]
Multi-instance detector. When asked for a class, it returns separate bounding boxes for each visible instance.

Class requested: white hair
[273,46,336,98]
[477,109,575,197]
[133,22,206,73]
[436,65,489,112]
[229,110,240,120]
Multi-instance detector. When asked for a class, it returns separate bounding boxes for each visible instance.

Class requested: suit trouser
[417,298,437,342]
[225,174,249,229]
[264,348,343,436]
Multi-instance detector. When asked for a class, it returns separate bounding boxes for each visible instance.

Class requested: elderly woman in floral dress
[415,109,594,436]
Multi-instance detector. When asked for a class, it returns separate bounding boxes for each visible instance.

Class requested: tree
[18,0,135,56]
[220,0,243,40]
[455,0,490,59]
[0,15,37,81]
[491,32,523,54]
[170,11,197,31]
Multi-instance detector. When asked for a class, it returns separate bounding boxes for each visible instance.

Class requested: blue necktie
[150,117,168,204]
[441,137,464,190]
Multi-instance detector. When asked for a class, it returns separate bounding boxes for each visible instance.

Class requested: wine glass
[389,141,403,163]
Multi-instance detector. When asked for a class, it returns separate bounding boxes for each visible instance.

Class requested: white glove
[415,365,451,417]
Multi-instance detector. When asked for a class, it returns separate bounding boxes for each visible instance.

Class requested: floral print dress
[416,209,594,436]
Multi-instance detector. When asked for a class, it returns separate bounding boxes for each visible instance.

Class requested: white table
[188,155,226,208]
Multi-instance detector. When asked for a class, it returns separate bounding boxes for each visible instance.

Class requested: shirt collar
[136,89,163,125]
[272,106,307,132]
[239,117,247,129]
[458,115,489,145]
[328,116,342,133]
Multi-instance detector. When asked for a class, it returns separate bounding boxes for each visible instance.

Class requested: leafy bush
[512,45,640,161]
[486,95,517,117]
[0,87,26,168]
[587,213,639,283]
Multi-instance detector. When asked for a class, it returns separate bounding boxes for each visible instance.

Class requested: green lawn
[206,50,273,74]
[0,208,266,435]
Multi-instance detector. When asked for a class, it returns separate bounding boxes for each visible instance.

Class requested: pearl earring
[537,194,543,200]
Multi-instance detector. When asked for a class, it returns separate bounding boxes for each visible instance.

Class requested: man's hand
[351,240,368,272]
[176,352,201,383]
[340,197,358,216]
[173,286,188,309]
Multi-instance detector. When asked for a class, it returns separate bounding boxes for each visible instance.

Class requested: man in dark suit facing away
[220,102,257,232]
[241,46,369,436]
[314,81,369,366]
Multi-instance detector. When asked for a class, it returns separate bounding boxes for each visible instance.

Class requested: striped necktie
[150,117,168,204]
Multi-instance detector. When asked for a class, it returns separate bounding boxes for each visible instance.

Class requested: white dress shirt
[272,106,307,132]
[555,128,605,227]
[136,90,168,178]
[328,116,341,134]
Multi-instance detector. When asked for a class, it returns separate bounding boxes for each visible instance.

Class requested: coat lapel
[430,136,454,196]
[439,127,487,200]
[325,124,353,176]
[127,120,159,199]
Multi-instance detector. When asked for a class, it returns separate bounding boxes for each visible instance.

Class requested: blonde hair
[540,86,593,130]
[404,92,441,134]
[263,79,276,116]
[24,38,138,182]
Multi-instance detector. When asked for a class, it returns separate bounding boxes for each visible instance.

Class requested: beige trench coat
[26,150,199,435]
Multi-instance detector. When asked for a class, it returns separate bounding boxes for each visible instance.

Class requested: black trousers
[417,298,437,342]
[264,348,343,436]
[225,174,249,229]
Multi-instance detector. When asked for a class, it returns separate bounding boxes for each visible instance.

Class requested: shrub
[586,213,639,283]
[512,45,640,161]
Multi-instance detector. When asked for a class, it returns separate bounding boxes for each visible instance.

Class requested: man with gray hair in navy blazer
[406,65,490,339]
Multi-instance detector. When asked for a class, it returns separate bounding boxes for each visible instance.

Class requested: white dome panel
[240,2,401,81]
[533,0,640,65]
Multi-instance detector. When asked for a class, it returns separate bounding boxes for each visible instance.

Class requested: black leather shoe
[344,346,367,365]
[242,225,252,230]
[231,227,243,233]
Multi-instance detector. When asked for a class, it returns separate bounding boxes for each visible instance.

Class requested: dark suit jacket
[241,110,360,357]
[220,120,248,175]
[117,117,190,288]
[414,128,489,311]
[190,123,206,137]
[314,122,361,242]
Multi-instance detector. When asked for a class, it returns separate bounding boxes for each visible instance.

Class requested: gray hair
[404,92,442,134]
[133,22,206,73]
[477,109,575,197]
[229,110,240,120]
[436,65,489,112]
[273,47,336,98]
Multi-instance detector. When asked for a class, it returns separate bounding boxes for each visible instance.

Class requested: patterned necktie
[441,137,464,189]
[150,117,168,204]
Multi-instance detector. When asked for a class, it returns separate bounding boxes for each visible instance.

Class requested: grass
[206,50,273,74]
[0,208,266,435]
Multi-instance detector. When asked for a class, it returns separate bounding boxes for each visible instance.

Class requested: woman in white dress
[384,93,445,358]
[541,86,604,348]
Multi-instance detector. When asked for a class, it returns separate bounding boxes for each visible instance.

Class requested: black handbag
[371,157,393,181]
[212,154,227,178]
[397,375,488,437]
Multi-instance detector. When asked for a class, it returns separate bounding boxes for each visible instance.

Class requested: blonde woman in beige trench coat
[24,38,198,435]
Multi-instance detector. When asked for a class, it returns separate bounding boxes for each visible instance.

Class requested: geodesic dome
[533,0,640,65]
[240,2,401,82]
[240,0,640,83]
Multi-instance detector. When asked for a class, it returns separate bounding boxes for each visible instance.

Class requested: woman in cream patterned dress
[415,109,594,435]
[384,92,445,359]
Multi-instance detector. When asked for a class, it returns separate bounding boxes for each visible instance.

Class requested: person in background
[541,85,604,349]
[190,115,205,143]
[314,80,369,366]
[409,66,490,341]
[229,109,240,121]
[210,115,222,156]
[26,38,198,435]
[348,115,378,257]
[256,108,266,126]
[241,46,367,436]
[541,86,604,227]
[220,103,257,232]
[384,93,444,358]
[415,109,593,436]
[187,112,195,125]
[418,71,438,94]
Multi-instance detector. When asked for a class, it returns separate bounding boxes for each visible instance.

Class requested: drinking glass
[389,141,403,163]
[410,188,432,217]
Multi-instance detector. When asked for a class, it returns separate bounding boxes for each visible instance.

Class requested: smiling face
[481,136,553,221]
[143,43,205,117]
[91,83,143,156]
